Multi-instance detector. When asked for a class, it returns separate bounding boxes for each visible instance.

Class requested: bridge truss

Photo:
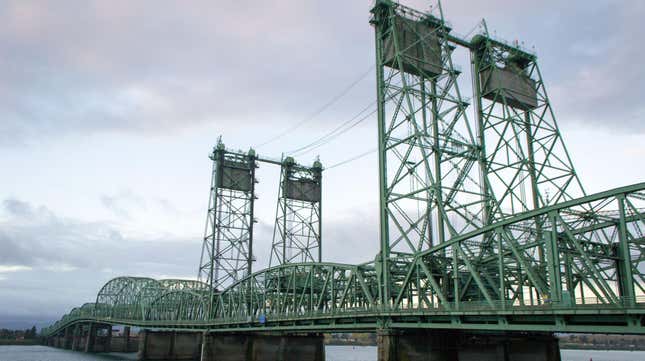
[45,0,645,337]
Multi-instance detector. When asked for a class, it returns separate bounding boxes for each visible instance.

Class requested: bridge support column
[200,333,324,361]
[94,324,113,353]
[84,322,97,353]
[200,333,251,361]
[138,330,203,360]
[376,331,561,361]
[71,324,81,351]
[123,326,132,352]
[377,329,397,361]
[63,326,73,349]
[57,332,65,348]
[104,324,113,352]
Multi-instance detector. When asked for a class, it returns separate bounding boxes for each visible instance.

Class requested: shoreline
[0,340,40,346]
[0,340,642,352]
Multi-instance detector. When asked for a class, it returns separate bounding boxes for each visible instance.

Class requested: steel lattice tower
[371,1,490,303]
[269,157,322,267]
[371,0,594,308]
[198,140,257,291]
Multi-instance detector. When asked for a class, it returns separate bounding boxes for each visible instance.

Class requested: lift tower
[198,140,257,291]
[371,0,489,305]
[270,157,323,267]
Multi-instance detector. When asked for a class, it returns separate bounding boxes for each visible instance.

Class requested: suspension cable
[289,101,377,156]
[325,147,378,170]
[254,65,375,149]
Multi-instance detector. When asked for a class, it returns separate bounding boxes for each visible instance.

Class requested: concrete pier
[200,333,325,361]
[135,331,325,361]
[124,326,132,351]
[201,333,252,361]
[84,323,97,352]
[91,324,112,353]
[47,323,138,354]
[63,326,72,349]
[111,326,138,352]
[71,324,81,351]
[376,330,561,361]
[137,330,203,360]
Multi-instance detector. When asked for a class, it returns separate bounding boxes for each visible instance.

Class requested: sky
[1,0,644,329]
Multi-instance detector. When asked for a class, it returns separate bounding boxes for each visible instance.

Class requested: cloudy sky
[1,0,644,328]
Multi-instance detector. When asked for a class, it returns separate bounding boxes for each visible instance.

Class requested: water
[0,345,643,361]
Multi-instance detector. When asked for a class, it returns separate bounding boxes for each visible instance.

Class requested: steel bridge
[44,1,645,359]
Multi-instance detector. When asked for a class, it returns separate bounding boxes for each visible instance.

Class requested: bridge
[43,1,645,360]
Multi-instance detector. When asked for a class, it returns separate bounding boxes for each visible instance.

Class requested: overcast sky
[1,0,644,328]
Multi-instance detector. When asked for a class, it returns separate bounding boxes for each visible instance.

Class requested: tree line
[0,326,38,340]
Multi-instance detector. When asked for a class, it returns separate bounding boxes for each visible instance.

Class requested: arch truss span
[387,183,645,312]
[145,290,209,322]
[43,278,212,335]
[212,262,379,324]
[95,276,161,320]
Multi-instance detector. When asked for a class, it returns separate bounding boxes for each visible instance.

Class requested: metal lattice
[270,157,323,266]
[43,0,645,339]
[198,140,257,291]
[471,32,585,220]
[371,1,489,302]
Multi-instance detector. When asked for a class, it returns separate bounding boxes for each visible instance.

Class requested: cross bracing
[198,140,258,292]
[44,183,645,336]
[45,0,645,337]
[270,157,323,267]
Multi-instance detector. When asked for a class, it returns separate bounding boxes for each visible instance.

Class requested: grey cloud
[536,1,645,130]
[0,197,195,272]
[0,196,381,318]
[3,0,641,148]
[0,196,205,317]
[100,189,147,219]
[100,190,188,221]
[2,199,34,218]
[324,216,379,265]
[1,0,643,148]
[0,231,32,266]
[0,0,374,146]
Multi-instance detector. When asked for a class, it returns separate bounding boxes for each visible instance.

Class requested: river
[0,345,643,361]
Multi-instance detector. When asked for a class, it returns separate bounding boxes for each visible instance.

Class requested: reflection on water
[0,346,137,361]
[0,345,643,361]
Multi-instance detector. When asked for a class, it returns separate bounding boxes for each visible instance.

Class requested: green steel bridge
[44,0,645,340]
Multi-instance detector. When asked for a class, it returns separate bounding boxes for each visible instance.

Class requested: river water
[0,345,643,361]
